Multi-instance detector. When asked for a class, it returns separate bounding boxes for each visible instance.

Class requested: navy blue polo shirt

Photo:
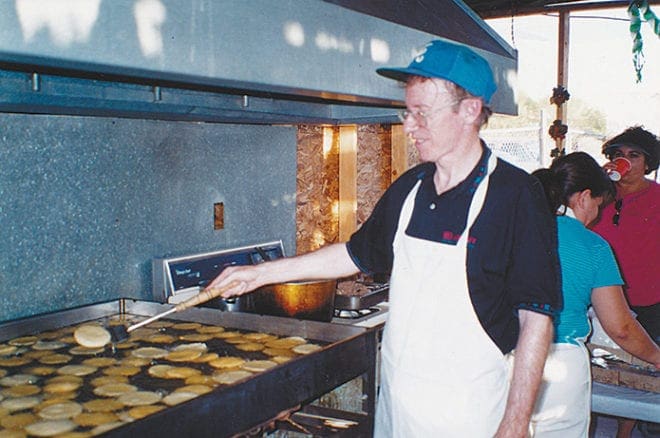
[347,147,562,354]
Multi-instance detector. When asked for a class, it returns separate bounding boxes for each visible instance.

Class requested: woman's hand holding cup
[605,157,632,181]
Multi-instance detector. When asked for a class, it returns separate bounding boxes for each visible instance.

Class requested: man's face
[402,78,463,163]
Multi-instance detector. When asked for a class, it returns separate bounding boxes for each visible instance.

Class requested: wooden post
[391,124,408,183]
[338,125,357,241]
[555,10,570,154]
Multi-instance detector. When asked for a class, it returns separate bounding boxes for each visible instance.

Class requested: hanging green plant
[628,0,660,82]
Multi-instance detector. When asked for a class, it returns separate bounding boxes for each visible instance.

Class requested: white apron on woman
[374,154,509,437]
[529,340,591,437]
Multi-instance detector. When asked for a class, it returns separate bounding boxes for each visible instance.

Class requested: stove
[152,240,285,306]
[332,302,389,328]
[153,242,389,328]
[332,280,389,328]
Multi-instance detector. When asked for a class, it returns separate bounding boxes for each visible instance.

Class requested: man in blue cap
[209,39,561,437]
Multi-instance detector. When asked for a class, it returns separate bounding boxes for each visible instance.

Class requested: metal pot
[252,280,337,322]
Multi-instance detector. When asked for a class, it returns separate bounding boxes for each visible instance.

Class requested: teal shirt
[555,215,623,344]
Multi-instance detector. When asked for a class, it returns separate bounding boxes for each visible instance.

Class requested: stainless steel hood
[0,0,517,123]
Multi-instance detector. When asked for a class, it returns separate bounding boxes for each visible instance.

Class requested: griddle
[0,299,377,437]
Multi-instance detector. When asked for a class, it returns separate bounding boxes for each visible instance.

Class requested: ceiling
[324,0,635,58]
[465,0,632,19]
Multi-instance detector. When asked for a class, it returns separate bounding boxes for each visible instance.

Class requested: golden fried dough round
[89,421,124,435]
[175,384,212,395]
[73,325,111,349]
[22,350,51,360]
[113,341,137,350]
[162,391,197,406]
[172,343,208,352]
[1,396,41,412]
[25,367,56,377]
[37,401,83,420]
[235,342,265,352]
[271,356,294,364]
[243,332,276,342]
[241,360,277,372]
[0,374,38,386]
[93,383,137,397]
[102,365,141,377]
[147,365,174,379]
[68,346,104,356]
[171,322,201,330]
[193,353,219,363]
[43,391,78,401]
[196,326,224,334]
[0,357,32,367]
[208,357,245,370]
[265,336,307,349]
[178,333,212,342]
[89,375,128,387]
[0,344,18,356]
[8,336,38,347]
[1,412,38,429]
[57,365,97,377]
[212,370,252,385]
[144,334,175,344]
[32,341,67,351]
[43,381,80,394]
[38,354,72,365]
[165,350,202,362]
[45,376,82,386]
[292,343,322,355]
[120,357,150,367]
[131,347,168,359]
[164,367,201,379]
[127,405,165,419]
[81,357,116,367]
[214,331,242,339]
[117,391,162,407]
[72,411,118,427]
[262,347,296,358]
[184,375,216,386]
[25,419,77,436]
[0,428,27,438]
[2,384,41,397]
[82,398,123,413]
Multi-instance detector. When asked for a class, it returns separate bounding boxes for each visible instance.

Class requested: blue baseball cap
[377,39,497,103]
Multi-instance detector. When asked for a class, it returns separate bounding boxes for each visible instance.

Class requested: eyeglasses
[397,100,459,127]
[612,199,623,226]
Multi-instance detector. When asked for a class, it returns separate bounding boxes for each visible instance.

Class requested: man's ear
[460,98,482,125]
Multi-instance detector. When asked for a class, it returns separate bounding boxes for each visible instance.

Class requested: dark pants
[630,302,660,438]
[631,302,660,344]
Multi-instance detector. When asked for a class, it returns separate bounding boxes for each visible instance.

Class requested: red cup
[608,157,631,181]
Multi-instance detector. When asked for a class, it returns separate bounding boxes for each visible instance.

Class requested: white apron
[529,342,591,437]
[375,153,509,437]
[528,207,591,437]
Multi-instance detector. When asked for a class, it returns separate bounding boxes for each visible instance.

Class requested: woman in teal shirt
[531,152,660,437]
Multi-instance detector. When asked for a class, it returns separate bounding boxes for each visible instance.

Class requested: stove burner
[334,307,381,319]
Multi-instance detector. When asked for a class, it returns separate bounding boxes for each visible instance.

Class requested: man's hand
[494,310,553,438]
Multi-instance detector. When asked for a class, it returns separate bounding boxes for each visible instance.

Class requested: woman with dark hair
[530,152,660,437]
[591,126,660,437]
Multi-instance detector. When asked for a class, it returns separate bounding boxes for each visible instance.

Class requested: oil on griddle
[0,315,327,436]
